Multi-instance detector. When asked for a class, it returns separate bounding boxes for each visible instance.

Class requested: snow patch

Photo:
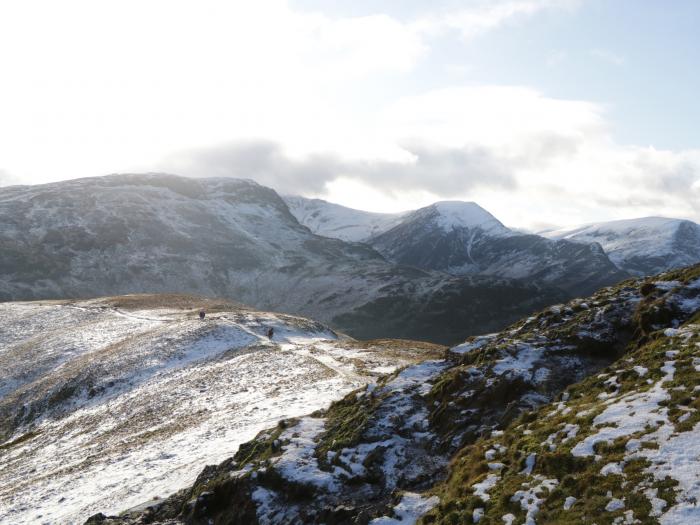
[369,493,439,525]
[563,496,577,510]
[473,474,500,502]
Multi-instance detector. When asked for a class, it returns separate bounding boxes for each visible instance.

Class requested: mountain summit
[413,201,512,236]
[288,196,700,285]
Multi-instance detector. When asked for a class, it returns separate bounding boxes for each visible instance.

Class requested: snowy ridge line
[290,193,700,283]
[284,195,407,243]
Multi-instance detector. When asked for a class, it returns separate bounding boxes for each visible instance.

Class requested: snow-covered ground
[561,323,700,523]
[247,358,450,524]
[92,267,700,525]
[461,283,700,523]
[0,296,427,525]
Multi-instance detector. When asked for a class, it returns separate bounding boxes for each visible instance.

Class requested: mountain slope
[425,271,700,524]
[370,201,627,297]
[543,217,700,277]
[95,265,700,525]
[0,294,444,524]
[284,196,406,243]
[0,173,566,344]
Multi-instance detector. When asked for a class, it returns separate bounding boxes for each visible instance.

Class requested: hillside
[543,217,700,277]
[0,294,444,524]
[90,265,700,524]
[0,173,567,345]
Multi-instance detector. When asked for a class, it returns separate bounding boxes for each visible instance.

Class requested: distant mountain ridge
[542,216,700,276]
[288,196,628,297]
[0,173,566,344]
[288,195,700,284]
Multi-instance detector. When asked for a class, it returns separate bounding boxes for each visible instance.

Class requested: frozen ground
[246,358,450,524]
[0,296,430,525]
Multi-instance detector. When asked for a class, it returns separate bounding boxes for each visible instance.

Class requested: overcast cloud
[164,139,518,196]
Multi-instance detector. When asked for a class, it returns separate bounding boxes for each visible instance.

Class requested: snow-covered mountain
[543,216,700,277]
[0,173,565,344]
[285,196,510,243]
[0,294,443,524]
[94,265,700,525]
[369,201,627,297]
[284,196,407,243]
[409,200,512,236]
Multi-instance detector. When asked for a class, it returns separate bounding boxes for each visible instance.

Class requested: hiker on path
[199,309,206,320]
[267,327,274,339]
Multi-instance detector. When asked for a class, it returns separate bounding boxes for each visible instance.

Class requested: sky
[0,0,699,230]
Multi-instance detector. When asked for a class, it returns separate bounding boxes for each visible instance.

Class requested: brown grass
[89,293,250,312]
[335,338,446,361]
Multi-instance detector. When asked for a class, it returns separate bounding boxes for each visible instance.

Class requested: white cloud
[0,169,19,187]
[1,0,698,230]
[0,0,577,184]
[165,83,700,228]
[303,13,427,77]
[379,85,605,150]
